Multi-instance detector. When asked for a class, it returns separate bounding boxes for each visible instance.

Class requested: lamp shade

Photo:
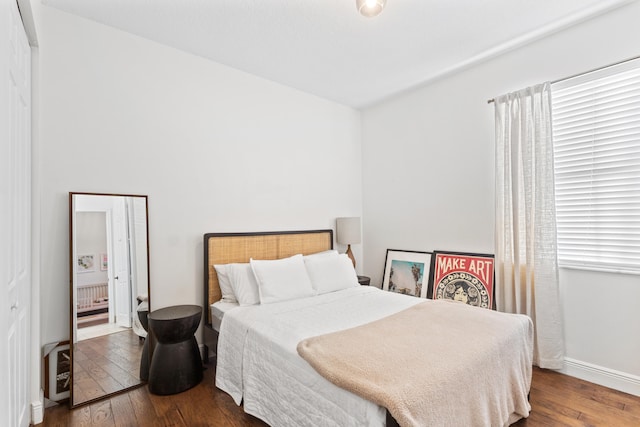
[336,217,361,245]
[356,0,387,17]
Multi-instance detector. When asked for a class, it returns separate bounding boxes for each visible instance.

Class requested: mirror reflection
[69,192,150,407]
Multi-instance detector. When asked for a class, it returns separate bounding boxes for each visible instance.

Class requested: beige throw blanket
[297,300,533,427]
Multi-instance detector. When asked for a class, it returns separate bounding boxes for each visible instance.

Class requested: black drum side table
[357,275,371,286]
[148,304,203,395]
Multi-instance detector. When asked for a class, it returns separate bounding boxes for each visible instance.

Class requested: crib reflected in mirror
[69,192,150,407]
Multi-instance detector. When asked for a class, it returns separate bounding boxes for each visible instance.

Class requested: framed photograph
[77,254,95,273]
[44,341,70,402]
[100,253,108,271]
[429,251,495,309]
[382,249,432,298]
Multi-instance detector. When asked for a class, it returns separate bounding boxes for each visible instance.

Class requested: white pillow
[250,254,315,304]
[213,264,238,303]
[304,253,360,294]
[226,263,260,306]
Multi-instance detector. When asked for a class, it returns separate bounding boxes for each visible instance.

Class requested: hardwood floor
[73,329,144,405]
[514,368,640,426]
[42,366,640,426]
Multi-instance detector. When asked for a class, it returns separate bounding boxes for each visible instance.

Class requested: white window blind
[551,59,640,273]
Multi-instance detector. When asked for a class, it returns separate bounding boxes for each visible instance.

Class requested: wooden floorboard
[42,366,640,426]
[513,368,640,427]
[73,329,144,405]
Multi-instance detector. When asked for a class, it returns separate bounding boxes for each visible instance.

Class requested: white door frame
[112,197,132,328]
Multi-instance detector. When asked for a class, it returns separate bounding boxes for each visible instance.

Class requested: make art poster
[429,251,495,309]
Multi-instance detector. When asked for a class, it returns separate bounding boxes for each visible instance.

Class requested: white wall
[362,1,640,394]
[33,5,363,346]
[75,212,108,286]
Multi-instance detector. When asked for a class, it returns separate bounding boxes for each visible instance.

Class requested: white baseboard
[561,357,640,397]
[31,390,44,425]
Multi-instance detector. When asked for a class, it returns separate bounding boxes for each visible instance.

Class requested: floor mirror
[68,192,150,407]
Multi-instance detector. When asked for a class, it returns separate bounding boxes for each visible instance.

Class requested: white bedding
[210,300,239,332]
[216,286,422,426]
[215,286,532,426]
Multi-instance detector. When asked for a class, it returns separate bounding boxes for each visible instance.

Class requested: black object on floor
[148,305,203,395]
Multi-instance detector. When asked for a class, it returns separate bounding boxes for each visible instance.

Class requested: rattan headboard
[203,229,333,325]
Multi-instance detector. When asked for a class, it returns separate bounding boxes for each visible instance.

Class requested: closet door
[1,1,32,426]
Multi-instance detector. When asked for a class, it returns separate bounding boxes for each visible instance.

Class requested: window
[552,58,640,273]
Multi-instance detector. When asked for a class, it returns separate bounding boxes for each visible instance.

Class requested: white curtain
[494,82,565,369]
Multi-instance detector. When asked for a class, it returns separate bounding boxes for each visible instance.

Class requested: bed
[76,282,109,315]
[203,230,533,427]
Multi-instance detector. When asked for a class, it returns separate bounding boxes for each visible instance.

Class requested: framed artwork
[44,341,70,402]
[100,253,108,271]
[382,249,432,298]
[429,251,495,309]
[77,254,95,273]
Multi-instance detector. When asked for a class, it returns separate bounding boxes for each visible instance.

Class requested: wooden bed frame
[202,230,333,359]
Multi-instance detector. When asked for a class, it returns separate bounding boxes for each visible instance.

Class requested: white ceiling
[41,0,635,108]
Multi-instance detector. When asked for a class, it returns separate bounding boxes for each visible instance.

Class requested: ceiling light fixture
[356,0,387,18]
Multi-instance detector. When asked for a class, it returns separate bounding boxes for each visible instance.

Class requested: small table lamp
[336,217,361,268]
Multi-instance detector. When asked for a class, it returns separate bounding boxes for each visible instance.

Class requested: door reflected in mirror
[69,192,150,407]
